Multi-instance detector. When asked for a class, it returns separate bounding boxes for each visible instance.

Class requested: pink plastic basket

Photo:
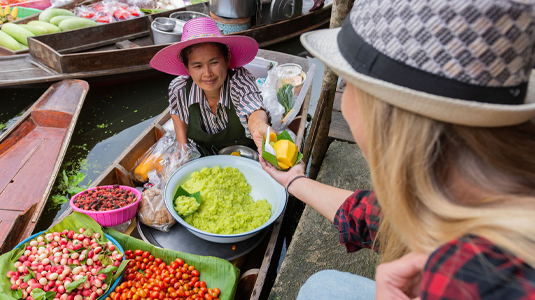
[70,185,141,227]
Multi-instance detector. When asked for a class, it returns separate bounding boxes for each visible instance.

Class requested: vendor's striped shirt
[168,67,268,138]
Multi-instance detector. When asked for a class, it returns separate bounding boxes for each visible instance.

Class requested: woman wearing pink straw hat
[150,17,270,156]
[261,0,535,299]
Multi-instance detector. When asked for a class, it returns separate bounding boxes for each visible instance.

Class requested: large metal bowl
[169,11,210,22]
[218,145,259,161]
[164,155,286,243]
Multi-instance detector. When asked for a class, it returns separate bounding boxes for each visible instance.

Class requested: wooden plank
[26,127,67,140]
[116,41,142,49]
[0,137,42,192]
[328,111,355,143]
[0,68,54,81]
[33,79,89,115]
[0,139,62,211]
[0,207,33,255]
[0,120,36,156]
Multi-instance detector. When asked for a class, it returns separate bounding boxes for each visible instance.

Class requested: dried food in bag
[139,188,176,232]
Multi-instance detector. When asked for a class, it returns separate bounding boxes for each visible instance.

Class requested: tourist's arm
[260,159,352,222]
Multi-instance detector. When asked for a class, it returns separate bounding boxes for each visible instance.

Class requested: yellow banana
[4,5,10,15]
[0,6,5,18]
[11,6,17,19]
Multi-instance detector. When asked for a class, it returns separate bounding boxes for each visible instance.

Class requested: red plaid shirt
[333,190,535,299]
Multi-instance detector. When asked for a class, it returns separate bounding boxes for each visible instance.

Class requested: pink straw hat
[150,17,259,76]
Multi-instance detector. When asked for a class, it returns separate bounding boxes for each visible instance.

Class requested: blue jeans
[296,270,376,299]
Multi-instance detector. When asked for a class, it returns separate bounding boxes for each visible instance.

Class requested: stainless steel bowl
[153,17,177,32]
[218,145,259,161]
[169,11,210,22]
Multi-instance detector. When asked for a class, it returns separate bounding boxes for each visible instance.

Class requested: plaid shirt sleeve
[168,76,189,122]
[420,235,535,299]
[230,67,271,138]
[333,190,381,252]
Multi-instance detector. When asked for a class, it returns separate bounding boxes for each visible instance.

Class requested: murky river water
[0,35,326,233]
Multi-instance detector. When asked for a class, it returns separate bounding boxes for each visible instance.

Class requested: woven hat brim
[301,28,535,127]
[150,35,259,76]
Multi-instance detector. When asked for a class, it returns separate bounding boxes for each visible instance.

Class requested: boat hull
[0,79,89,254]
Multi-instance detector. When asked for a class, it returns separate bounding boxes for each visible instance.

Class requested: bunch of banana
[0,5,20,24]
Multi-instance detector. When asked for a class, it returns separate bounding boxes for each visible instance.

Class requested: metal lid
[136,218,269,261]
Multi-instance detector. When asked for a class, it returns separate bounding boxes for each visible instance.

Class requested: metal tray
[136,218,269,261]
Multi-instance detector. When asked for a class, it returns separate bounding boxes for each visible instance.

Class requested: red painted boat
[0,79,88,254]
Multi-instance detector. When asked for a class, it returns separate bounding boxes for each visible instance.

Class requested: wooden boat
[0,2,331,88]
[0,79,88,254]
[51,50,311,300]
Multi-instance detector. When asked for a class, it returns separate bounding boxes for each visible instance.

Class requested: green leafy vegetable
[10,246,25,263]
[45,292,56,300]
[112,260,129,283]
[65,276,87,293]
[276,83,295,115]
[30,289,45,300]
[11,289,22,299]
[21,274,32,283]
[97,254,112,267]
[27,269,36,279]
[97,266,118,276]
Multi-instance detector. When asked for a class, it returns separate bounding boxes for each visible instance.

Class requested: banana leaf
[262,130,303,171]
[0,212,122,300]
[103,229,239,300]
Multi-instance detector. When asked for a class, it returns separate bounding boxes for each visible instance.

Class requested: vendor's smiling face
[185,43,230,95]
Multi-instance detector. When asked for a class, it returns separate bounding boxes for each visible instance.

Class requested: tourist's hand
[375,252,428,300]
[260,157,305,189]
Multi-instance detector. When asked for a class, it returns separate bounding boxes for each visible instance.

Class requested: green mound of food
[174,195,201,216]
[178,166,272,234]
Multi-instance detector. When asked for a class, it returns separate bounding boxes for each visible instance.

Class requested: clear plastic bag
[118,0,157,9]
[50,0,74,8]
[260,63,316,132]
[135,131,201,232]
[74,0,144,23]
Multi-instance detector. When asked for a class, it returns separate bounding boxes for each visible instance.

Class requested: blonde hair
[353,86,535,267]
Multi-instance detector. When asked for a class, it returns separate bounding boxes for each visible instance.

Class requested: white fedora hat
[301,0,535,127]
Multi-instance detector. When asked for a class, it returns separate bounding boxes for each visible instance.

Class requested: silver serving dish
[218,145,259,161]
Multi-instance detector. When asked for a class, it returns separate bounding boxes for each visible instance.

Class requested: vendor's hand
[375,252,428,300]
[252,125,276,151]
[260,157,305,189]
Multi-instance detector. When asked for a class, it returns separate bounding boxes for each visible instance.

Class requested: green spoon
[173,186,201,217]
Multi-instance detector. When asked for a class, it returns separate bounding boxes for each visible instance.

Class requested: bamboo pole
[306,0,354,179]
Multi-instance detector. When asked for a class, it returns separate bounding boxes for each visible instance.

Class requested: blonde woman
[260,0,535,299]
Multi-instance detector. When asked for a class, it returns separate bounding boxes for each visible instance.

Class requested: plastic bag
[74,0,144,23]
[134,131,201,232]
[302,0,314,14]
[50,0,74,8]
[117,0,157,9]
[260,62,316,132]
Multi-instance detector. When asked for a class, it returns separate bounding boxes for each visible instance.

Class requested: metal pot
[210,0,257,19]
[151,18,184,45]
